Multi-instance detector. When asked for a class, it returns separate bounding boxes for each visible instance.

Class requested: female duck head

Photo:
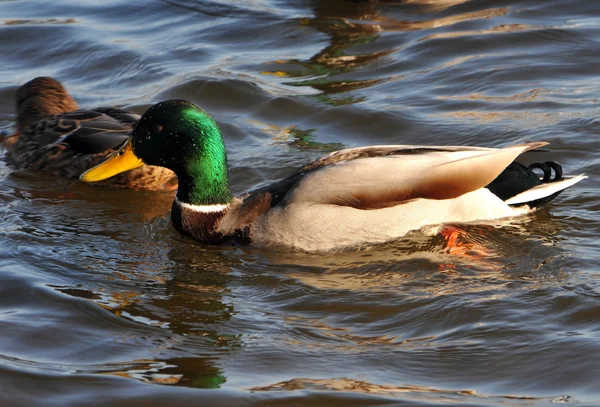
[82,100,233,205]
[16,77,78,133]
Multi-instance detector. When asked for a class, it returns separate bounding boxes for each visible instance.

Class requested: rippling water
[1,0,599,406]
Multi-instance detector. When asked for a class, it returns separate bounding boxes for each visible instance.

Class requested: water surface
[1,0,599,406]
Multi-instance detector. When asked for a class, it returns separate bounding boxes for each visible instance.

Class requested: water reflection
[96,357,226,388]
[421,23,535,41]
[249,377,568,404]
[50,243,242,388]
[258,214,569,296]
[261,2,395,96]
[4,18,77,26]
[398,0,470,12]
[1,0,598,402]
[261,1,508,99]
[249,120,344,151]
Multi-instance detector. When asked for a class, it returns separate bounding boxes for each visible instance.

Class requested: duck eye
[118,149,125,156]
[153,124,163,134]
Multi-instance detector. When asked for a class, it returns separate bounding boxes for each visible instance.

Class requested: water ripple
[1,0,599,405]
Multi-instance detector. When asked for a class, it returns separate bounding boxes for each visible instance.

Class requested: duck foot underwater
[80,100,586,252]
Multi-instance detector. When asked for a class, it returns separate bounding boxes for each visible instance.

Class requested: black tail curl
[486,161,565,207]
[527,161,563,183]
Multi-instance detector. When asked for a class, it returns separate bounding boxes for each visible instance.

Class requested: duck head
[81,100,233,205]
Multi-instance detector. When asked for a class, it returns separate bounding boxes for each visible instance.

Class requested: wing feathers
[45,109,138,154]
[290,142,548,208]
[420,144,542,199]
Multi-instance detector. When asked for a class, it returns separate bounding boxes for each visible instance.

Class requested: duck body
[81,100,586,252]
[5,77,176,190]
[170,144,582,251]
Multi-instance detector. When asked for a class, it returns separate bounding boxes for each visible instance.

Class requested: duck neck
[176,171,233,207]
[171,196,231,244]
[174,108,233,206]
[171,164,233,244]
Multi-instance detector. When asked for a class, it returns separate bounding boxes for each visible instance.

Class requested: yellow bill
[80,139,144,182]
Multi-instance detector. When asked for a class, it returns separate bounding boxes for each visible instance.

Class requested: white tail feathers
[505,174,587,205]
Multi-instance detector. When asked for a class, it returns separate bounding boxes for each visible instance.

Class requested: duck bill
[80,139,144,182]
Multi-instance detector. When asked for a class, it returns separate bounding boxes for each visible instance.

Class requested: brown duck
[3,77,176,190]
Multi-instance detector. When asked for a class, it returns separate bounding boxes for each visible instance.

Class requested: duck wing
[298,144,496,172]
[261,142,547,210]
[28,107,139,154]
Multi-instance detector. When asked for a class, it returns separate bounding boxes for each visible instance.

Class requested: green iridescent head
[81,100,232,205]
[132,100,232,205]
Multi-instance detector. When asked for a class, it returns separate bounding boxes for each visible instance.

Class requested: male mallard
[80,100,585,251]
[3,77,176,190]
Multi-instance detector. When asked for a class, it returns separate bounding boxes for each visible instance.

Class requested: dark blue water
[1,1,599,406]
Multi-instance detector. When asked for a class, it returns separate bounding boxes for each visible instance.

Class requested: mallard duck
[3,77,176,190]
[80,100,586,251]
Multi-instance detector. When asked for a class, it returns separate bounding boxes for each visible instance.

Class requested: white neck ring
[175,198,229,213]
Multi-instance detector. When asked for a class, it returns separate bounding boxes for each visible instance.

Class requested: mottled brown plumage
[5,77,177,190]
